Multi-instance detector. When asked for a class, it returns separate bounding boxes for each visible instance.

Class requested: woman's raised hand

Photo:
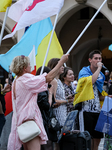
[60,54,69,64]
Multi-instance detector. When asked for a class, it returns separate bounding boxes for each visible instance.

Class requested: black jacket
[108,85,112,95]
[37,91,58,142]
[0,87,6,114]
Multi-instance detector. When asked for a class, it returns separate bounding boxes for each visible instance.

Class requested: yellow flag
[0,0,12,12]
[73,76,94,106]
[73,76,108,107]
[36,31,63,69]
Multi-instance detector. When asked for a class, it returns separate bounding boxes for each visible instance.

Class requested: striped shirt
[8,73,48,150]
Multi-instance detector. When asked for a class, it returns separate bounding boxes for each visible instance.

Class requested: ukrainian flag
[0,0,12,12]
[73,66,108,106]
[0,18,63,73]
[35,18,63,69]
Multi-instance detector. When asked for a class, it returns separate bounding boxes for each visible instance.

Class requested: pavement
[0,137,105,150]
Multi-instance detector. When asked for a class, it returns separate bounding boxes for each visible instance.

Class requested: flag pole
[64,63,67,67]
[66,0,107,55]
[40,13,59,75]
[0,7,9,46]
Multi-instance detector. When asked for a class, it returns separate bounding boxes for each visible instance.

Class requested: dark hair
[36,66,51,75]
[74,74,78,81]
[60,67,72,82]
[89,50,102,59]
[47,58,60,69]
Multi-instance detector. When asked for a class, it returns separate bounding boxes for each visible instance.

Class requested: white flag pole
[0,7,9,46]
[64,63,67,67]
[40,13,59,75]
[66,0,107,55]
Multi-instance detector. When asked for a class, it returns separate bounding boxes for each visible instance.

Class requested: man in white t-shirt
[74,50,107,150]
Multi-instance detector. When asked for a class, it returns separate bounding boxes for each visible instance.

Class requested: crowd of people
[0,54,75,150]
[0,50,112,150]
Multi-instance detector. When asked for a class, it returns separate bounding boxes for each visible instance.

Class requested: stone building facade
[0,0,112,80]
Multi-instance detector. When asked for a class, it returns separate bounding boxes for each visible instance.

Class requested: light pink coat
[7,73,48,150]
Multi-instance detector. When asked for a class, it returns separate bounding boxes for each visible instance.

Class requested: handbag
[13,79,41,143]
[17,120,41,143]
[48,116,61,131]
[48,105,61,131]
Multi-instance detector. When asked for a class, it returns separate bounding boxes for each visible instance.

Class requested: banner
[95,96,112,136]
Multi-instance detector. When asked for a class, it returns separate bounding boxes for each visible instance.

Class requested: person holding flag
[8,54,69,150]
[74,50,108,150]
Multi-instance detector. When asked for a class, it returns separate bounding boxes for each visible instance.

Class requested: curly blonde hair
[10,56,30,76]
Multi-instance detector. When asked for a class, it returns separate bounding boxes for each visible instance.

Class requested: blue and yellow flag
[0,0,12,12]
[0,18,63,74]
[73,66,108,106]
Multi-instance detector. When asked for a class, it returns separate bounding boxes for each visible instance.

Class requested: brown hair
[89,50,102,59]
[60,67,73,82]
[47,58,60,69]
[36,66,51,75]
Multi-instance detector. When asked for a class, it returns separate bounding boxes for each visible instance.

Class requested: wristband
[66,100,69,103]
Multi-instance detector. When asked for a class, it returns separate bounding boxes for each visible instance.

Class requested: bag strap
[12,78,18,126]
[12,77,36,126]
[13,78,16,100]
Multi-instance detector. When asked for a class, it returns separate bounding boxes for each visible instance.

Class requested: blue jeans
[0,114,6,137]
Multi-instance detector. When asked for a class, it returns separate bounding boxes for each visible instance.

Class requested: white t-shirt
[82,84,101,113]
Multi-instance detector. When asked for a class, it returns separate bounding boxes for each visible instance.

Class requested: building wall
[0,0,112,74]
[58,9,112,73]
[54,0,112,74]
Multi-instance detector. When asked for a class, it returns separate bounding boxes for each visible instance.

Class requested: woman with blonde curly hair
[8,54,69,150]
